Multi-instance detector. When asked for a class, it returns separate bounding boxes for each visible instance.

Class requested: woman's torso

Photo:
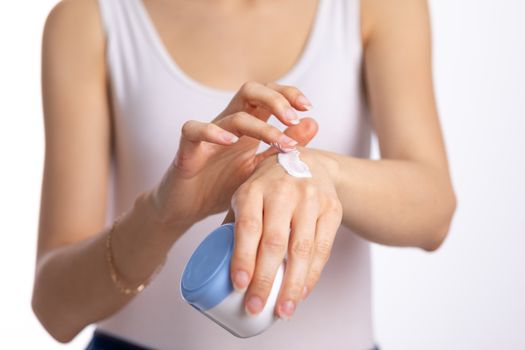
[96,0,374,348]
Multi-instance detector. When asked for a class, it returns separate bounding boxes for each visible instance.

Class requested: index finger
[225,81,310,127]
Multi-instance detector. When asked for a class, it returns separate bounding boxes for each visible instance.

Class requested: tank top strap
[348,0,363,56]
[97,0,146,48]
[97,0,155,91]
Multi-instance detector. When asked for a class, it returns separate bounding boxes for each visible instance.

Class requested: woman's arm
[228,0,456,320]
[337,0,456,250]
[302,147,456,251]
[33,0,318,342]
[32,0,179,342]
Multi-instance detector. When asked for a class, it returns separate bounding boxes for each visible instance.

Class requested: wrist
[134,190,193,240]
[107,194,183,289]
[296,147,341,188]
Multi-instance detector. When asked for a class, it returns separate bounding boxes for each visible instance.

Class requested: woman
[32,0,456,348]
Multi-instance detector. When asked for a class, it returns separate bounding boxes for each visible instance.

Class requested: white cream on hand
[277,150,312,178]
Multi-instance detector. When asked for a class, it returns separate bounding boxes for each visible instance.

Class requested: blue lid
[180,223,235,311]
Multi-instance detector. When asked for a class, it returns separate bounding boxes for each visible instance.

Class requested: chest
[142,0,319,90]
[108,0,371,190]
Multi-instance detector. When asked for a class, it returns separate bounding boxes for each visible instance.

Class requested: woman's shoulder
[44,0,104,55]
[360,0,431,47]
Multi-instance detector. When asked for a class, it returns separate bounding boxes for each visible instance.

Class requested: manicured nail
[278,300,296,320]
[278,134,298,147]
[223,133,239,143]
[297,95,312,110]
[284,108,300,124]
[233,271,249,290]
[246,296,264,316]
[302,286,309,300]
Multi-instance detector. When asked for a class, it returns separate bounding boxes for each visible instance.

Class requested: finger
[230,184,263,292]
[173,120,240,177]
[255,117,318,164]
[235,81,302,126]
[275,192,319,319]
[181,120,239,145]
[265,82,313,111]
[283,117,318,145]
[216,112,298,151]
[245,189,295,316]
[303,200,342,300]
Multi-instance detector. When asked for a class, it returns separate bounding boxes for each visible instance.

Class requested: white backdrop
[0,0,523,349]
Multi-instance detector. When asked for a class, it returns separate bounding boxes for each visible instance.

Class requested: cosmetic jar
[181,223,284,338]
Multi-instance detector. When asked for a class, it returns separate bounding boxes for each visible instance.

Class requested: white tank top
[96,0,374,348]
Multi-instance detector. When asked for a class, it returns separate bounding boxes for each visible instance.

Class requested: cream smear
[277,150,312,178]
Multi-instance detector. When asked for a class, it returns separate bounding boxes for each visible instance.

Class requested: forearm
[32,192,188,342]
[303,148,456,251]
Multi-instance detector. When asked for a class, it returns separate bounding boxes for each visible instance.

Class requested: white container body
[202,263,285,338]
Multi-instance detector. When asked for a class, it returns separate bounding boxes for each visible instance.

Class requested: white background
[0,0,523,349]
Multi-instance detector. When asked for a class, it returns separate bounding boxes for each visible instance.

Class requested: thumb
[255,117,318,163]
[283,117,319,146]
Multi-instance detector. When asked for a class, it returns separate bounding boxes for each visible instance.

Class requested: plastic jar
[180,223,284,338]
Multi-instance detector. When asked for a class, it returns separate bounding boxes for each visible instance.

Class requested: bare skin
[32,0,456,342]
[229,0,457,319]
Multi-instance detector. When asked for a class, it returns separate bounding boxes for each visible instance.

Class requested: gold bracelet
[105,215,166,295]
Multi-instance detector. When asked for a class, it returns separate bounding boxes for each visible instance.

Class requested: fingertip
[232,270,250,291]
[296,95,313,111]
[276,300,296,320]
[245,295,264,316]
[221,132,239,144]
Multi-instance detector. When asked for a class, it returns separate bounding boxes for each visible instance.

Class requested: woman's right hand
[147,81,318,231]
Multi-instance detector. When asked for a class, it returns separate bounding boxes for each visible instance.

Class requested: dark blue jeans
[86,330,152,350]
[87,330,380,350]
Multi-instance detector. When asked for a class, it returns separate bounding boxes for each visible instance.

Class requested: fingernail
[278,300,296,320]
[246,296,264,316]
[233,271,249,290]
[297,95,312,110]
[278,134,298,147]
[284,108,300,124]
[271,142,294,153]
[302,286,309,300]
[223,133,239,143]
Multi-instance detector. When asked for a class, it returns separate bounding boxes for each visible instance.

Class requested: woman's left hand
[226,148,343,319]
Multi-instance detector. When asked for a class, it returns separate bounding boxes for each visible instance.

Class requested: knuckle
[268,93,286,107]
[236,182,261,199]
[284,282,304,298]
[231,111,247,122]
[235,217,261,235]
[326,196,342,214]
[273,178,294,191]
[252,273,275,292]
[241,81,257,94]
[290,238,313,259]
[181,120,195,135]
[270,187,294,202]
[204,122,216,134]
[302,183,319,200]
[315,239,333,262]
[282,85,301,98]
[232,250,255,268]
[266,126,282,140]
[261,233,287,253]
